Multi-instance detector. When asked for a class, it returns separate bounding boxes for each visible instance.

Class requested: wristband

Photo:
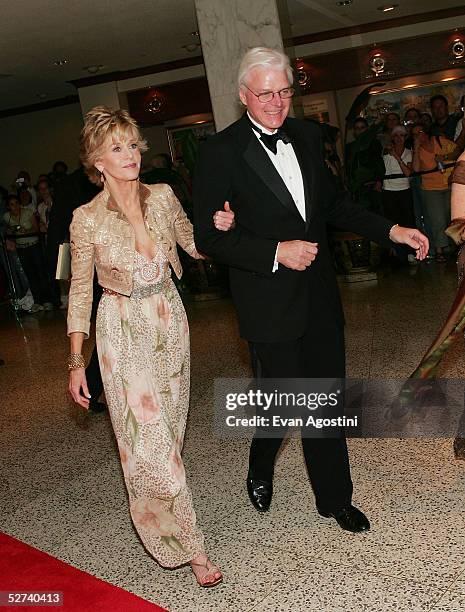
[68,353,85,370]
[389,224,399,241]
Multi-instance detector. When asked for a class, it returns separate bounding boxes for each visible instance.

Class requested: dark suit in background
[50,168,103,407]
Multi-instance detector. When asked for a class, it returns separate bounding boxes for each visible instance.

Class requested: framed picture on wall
[365,79,465,119]
[166,121,215,176]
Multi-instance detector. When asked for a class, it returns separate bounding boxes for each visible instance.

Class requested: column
[194,0,294,131]
[77,81,128,117]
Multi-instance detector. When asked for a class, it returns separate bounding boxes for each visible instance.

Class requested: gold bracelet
[389,223,399,241]
[68,353,86,370]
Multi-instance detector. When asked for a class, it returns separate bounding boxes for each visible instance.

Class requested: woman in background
[3,194,52,312]
[412,123,457,262]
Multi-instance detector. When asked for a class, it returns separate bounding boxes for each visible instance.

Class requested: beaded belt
[102,277,170,299]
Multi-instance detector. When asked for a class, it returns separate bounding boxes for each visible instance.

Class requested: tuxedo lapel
[284,120,317,227]
[237,116,303,221]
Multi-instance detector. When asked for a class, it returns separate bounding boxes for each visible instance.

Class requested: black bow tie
[250,124,292,154]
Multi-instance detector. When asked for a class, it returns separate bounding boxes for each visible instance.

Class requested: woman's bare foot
[190,554,223,588]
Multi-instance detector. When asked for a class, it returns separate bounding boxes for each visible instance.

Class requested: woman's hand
[213,201,235,231]
[69,368,91,409]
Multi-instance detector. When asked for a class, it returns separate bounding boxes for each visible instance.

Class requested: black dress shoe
[246,477,272,512]
[89,400,107,413]
[317,505,370,533]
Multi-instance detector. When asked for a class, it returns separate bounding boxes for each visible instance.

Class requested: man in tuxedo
[193,47,428,532]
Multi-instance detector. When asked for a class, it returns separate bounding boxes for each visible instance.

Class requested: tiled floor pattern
[1,261,465,611]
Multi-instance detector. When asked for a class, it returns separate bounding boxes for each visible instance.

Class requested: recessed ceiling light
[53,59,68,66]
[182,43,200,52]
[336,0,353,6]
[82,65,105,74]
[403,84,416,89]
[441,77,455,82]
[378,4,399,11]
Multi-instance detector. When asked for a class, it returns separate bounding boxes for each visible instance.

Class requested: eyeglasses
[242,83,295,103]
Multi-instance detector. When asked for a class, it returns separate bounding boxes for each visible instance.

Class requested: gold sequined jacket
[67,182,200,338]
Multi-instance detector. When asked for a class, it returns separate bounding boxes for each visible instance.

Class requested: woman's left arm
[167,185,235,258]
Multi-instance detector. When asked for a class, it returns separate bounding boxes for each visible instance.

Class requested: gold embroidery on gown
[96,247,205,567]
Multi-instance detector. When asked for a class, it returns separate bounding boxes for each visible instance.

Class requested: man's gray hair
[238,47,293,89]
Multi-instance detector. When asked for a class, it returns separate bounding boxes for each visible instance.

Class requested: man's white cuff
[272,242,280,273]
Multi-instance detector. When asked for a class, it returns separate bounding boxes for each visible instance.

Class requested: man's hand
[389,225,429,260]
[277,240,318,271]
[213,201,235,231]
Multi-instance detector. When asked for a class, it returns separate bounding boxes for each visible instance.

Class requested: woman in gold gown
[67,106,234,586]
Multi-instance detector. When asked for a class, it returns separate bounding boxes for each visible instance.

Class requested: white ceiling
[0,0,199,110]
[0,0,462,111]
[287,0,462,36]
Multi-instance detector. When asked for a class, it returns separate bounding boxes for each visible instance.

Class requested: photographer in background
[3,194,52,312]
[382,125,416,264]
[15,171,37,209]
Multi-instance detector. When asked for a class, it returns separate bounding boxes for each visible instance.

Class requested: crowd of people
[0,163,71,312]
[0,155,194,314]
[2,92,464,315]
[342,93,465,264]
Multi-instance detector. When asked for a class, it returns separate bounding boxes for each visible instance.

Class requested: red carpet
[0,532,168,611]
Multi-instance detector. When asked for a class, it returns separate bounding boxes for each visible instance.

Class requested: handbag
[56,242,71,280]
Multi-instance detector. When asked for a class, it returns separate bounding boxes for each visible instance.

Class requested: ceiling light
[451,40,465,59]
[82,65,105,74]
[403,84,417,89]
[370,55,386,76]
[378,4,398,11]
[441,77,455,82]
[182,43,200,52]
[336,0,353,5]
[53,59,68,66]
[147,95,163,114]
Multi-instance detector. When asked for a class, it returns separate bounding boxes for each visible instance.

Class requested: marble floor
[1,261,465,612]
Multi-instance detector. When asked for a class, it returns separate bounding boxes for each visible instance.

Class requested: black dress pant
[85,281,104,402]
[248,317,353,513]
[86,343,104,401]
[45,239,62,307]
[17,243,52,305]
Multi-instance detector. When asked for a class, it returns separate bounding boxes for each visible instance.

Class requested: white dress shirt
[247,113,306,271]
[248,113,306,220]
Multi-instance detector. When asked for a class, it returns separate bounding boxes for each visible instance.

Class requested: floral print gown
[96,247,205,568]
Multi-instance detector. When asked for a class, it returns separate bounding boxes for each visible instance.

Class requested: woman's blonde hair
[80,106,148,185]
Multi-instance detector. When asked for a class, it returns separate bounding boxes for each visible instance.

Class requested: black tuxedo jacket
[193,114,392,343]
